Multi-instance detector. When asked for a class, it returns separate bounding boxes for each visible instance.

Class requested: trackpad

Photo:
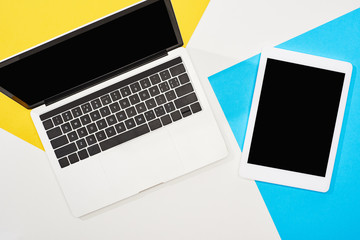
[100,128,183,194]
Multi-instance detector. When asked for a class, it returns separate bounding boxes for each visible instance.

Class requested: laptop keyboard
[40,57,202,168]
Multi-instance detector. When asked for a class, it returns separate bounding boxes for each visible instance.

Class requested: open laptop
[0,0,227,217]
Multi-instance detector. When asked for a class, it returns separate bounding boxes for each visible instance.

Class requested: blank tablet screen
[248,58,345,177]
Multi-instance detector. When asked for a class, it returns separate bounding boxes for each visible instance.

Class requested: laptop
[0,0,228,217]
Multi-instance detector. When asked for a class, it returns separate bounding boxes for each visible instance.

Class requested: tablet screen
[248,58,345,177]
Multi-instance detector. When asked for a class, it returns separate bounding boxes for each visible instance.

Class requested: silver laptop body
[0,0,228,217]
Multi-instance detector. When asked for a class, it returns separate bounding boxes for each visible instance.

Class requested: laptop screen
[0,0,181,108]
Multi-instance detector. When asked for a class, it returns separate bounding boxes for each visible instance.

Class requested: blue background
[209,9,360,239]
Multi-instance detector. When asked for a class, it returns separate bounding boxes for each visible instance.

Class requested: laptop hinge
[44,50,168,106]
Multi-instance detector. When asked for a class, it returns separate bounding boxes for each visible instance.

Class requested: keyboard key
[52,115,63,126]
[161,115,172,126]
[126,107,137,118]
[96,119,107,130]
[47,127,62,140]
[90,110,101,121]
[43,119,54,130]
[68,153,79,164]
[139,90,150,101]
[95,130,107,141]
[77,127,88,138]
[109,102,120,113]
[135,102,147,113]
[181,106,192,118]
[129,94,140,105]
[86,135,97,146]
[110,90,121,101]
[150,74,161,85]
[178,73,190,84]
[149,86,160,97]
[100,94,111,105]
[120,86,131,97]
[115,122,126,133]
[62,111,73,122]
[125,118,136,129]
[164,102,176,113]
[119,98,131,109]
[50,135,68,149]
[106,115,117,126]
[88,144,101,156]
[86,123,98,134]
[174,92,198,109]
[67,131,79,142]
[130,82,141,93]
[144,110,156,121]
[58,157,70,168]
[169,78,180,88]
[55,143,77,159]
[155,94,166,105]
[170,63,186,76]
[76,139,87,149]
[116,111,127,122]
[78,149,89,160]
[190,102,202,113]
[171,110,182,122]
[71,107,82,118]
[100,124,150,151]
[80,114,91,125]
[154,106,166,117]
[99,106,111,117]
[134,114,146,125]
[81,103,92,113]
[149,119,162,131]
[160,69,171,80]
[145,98,156,109]
[165,90,176,101]
[105,126,116,137]
[140,78,151,89]
[175,83,194,97]
[61,123,72,134]
[70,118,81,129]
[91,98,102,109]
[159,82,170,92]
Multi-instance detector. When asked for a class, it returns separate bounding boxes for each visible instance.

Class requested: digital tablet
[239,48,352,192]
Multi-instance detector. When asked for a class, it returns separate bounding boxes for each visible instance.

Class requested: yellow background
[0,0,209,150]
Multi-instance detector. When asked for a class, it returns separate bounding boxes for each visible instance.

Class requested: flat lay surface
[1,0,360,239]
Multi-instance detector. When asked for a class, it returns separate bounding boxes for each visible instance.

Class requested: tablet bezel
[239,48,352,192]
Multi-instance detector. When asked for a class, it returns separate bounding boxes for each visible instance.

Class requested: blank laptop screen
[0,0,180,108]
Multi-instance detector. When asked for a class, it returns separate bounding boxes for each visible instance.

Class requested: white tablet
[239,48,352,192]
